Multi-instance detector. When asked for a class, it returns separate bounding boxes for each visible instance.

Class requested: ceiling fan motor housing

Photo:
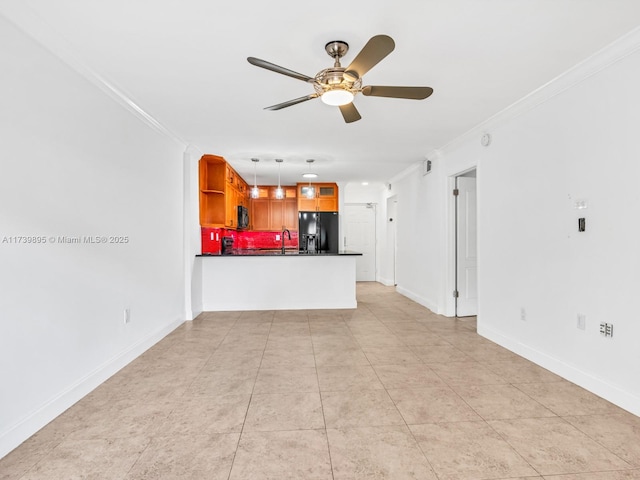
[313,67,362,96]
[325,41,349,60]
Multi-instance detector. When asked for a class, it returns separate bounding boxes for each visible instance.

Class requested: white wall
[0,16,186,457]
[471,44,640,416]
[382,160,447,313]
[384,32,640,415]
[184,146,204,319]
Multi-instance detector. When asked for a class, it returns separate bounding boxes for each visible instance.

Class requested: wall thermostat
[481,133,491,146]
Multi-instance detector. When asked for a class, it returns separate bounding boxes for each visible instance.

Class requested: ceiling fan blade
[264,94,319,111]
[362,85,434,100]
[343,35,395,81]
[339,102,362,123]
[247,57,314,83]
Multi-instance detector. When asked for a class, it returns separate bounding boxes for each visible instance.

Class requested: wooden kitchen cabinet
[199,154,248,228]
[283,198,297,230]
[272,187,297,231]
[236,177,249,206]
[251,199,270,230]
[269,199,297,231]
[250,187,271,231]
[200,155,335,230]
[297,189,317,212]
[225,186,237,228]
[297,182,338,212]
[199,155,226,227]
[250,186,297,231]
[224,165,247,228]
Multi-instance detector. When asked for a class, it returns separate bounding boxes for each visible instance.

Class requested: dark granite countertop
[197,249,362,257]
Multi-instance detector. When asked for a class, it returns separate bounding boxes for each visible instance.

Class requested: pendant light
[250,158,260,199]
[275,158,284,199]
[304,159,316,199]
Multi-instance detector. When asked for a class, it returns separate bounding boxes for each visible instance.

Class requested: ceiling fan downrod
[325,41,349,68]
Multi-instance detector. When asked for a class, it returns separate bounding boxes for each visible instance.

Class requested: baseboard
[377,275,395,286]
[395,286,439,314]
[478,324,640,417]
[184,306,204,321]
[0,317,185,459]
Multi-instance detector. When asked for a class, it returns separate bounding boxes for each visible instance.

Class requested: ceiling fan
[247,34,433,123]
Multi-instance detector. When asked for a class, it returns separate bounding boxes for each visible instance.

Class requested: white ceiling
[2,1,640,186]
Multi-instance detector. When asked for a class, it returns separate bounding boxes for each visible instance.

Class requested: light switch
[578,218,586,232]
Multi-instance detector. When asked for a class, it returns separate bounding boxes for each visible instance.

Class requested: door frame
[454,172,478,317]
[446,166,478,317]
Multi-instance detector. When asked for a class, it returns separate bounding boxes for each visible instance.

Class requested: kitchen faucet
[281,228,291,254]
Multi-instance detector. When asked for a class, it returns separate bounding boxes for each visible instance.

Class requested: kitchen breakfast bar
[197,251,362,311]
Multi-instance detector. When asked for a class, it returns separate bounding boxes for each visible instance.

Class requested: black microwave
[237,205,249,229]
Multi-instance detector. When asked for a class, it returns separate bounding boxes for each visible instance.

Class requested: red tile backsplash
[201,228,298,254]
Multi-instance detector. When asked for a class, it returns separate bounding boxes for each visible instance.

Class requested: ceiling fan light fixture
[321,89,354,106]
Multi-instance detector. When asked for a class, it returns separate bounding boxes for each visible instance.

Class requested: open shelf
[199,155,226,192]
[200,191,225,226]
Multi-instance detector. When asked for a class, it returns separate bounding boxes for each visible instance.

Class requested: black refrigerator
[298,211,339,254]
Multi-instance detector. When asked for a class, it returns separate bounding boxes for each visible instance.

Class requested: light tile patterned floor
[2,282,640,479]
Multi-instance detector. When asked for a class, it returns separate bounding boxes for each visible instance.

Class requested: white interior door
[344,204,376,281]
[456,175,478,316]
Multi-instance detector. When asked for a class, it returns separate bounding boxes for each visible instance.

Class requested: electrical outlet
[599,322,613,337]
[577,314,586,330]
[520,308,526,321]
[124,308,130,324]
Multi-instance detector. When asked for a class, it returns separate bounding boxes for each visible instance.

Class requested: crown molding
[388,162,421,185]
[0,3,187,147]
[439,26,640,155]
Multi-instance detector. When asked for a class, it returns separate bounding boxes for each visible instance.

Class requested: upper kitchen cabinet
[199,154,247,228]
[271,187,297,231]
[297,183,338,212]
[199,155,226,227]
[249,187,270,231]
[226,164,249,203]
[250,186,297,231]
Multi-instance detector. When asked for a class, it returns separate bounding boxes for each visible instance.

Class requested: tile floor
[2,282,640,479]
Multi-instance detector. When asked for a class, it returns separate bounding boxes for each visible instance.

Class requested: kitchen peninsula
[197,154,361,311]
[197,251,361,311]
